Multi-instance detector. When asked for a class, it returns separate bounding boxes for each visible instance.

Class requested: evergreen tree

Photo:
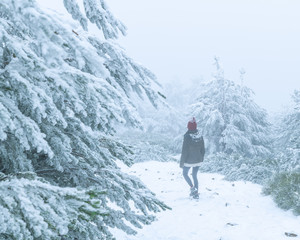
[276,90,300,170]
[0,0,169,239]
[189,57,271,157]
[264,92,300,214]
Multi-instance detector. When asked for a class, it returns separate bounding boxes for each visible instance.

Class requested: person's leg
[182,167,193,187]
[192,166,200,190]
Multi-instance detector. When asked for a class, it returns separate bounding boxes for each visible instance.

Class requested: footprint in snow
[285,232,298,237]
[226,222,238,227]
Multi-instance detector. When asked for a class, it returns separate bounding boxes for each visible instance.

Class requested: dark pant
[183,166,200,189]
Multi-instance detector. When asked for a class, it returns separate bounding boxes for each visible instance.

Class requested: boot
[189,187,198,197]
[192,192,199,199]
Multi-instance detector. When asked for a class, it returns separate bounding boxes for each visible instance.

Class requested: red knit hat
[187,117,197,130]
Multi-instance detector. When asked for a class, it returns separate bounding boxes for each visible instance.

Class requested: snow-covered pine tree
[0,0,169,239]
[262,90,300,215]
[276,90,300,170]
[189,57,271,158]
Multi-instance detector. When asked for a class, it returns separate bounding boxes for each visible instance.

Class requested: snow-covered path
[114,161,300,240]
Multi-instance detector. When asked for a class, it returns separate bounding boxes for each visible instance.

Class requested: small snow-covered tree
[0,0,169,239]
[189,58,271,157]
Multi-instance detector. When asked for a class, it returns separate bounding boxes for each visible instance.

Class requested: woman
[180,117,205,199]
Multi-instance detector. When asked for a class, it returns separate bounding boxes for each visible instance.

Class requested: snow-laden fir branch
[63,0,127,39]
[0,0,169,238]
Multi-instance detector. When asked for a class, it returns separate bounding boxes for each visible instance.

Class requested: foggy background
[108,0,300,112]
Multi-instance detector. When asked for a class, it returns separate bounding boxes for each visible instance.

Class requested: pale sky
[38,0,300,112]
[107,0,300,112]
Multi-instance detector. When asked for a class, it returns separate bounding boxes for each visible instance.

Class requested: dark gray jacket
[180,130,205,168]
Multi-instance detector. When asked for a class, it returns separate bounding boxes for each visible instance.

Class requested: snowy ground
[113,161,300,240]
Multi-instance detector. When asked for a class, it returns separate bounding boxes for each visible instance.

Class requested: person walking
[180,117,205,199]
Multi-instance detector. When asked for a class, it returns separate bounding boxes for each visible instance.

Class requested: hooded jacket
[180,130,205,168]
